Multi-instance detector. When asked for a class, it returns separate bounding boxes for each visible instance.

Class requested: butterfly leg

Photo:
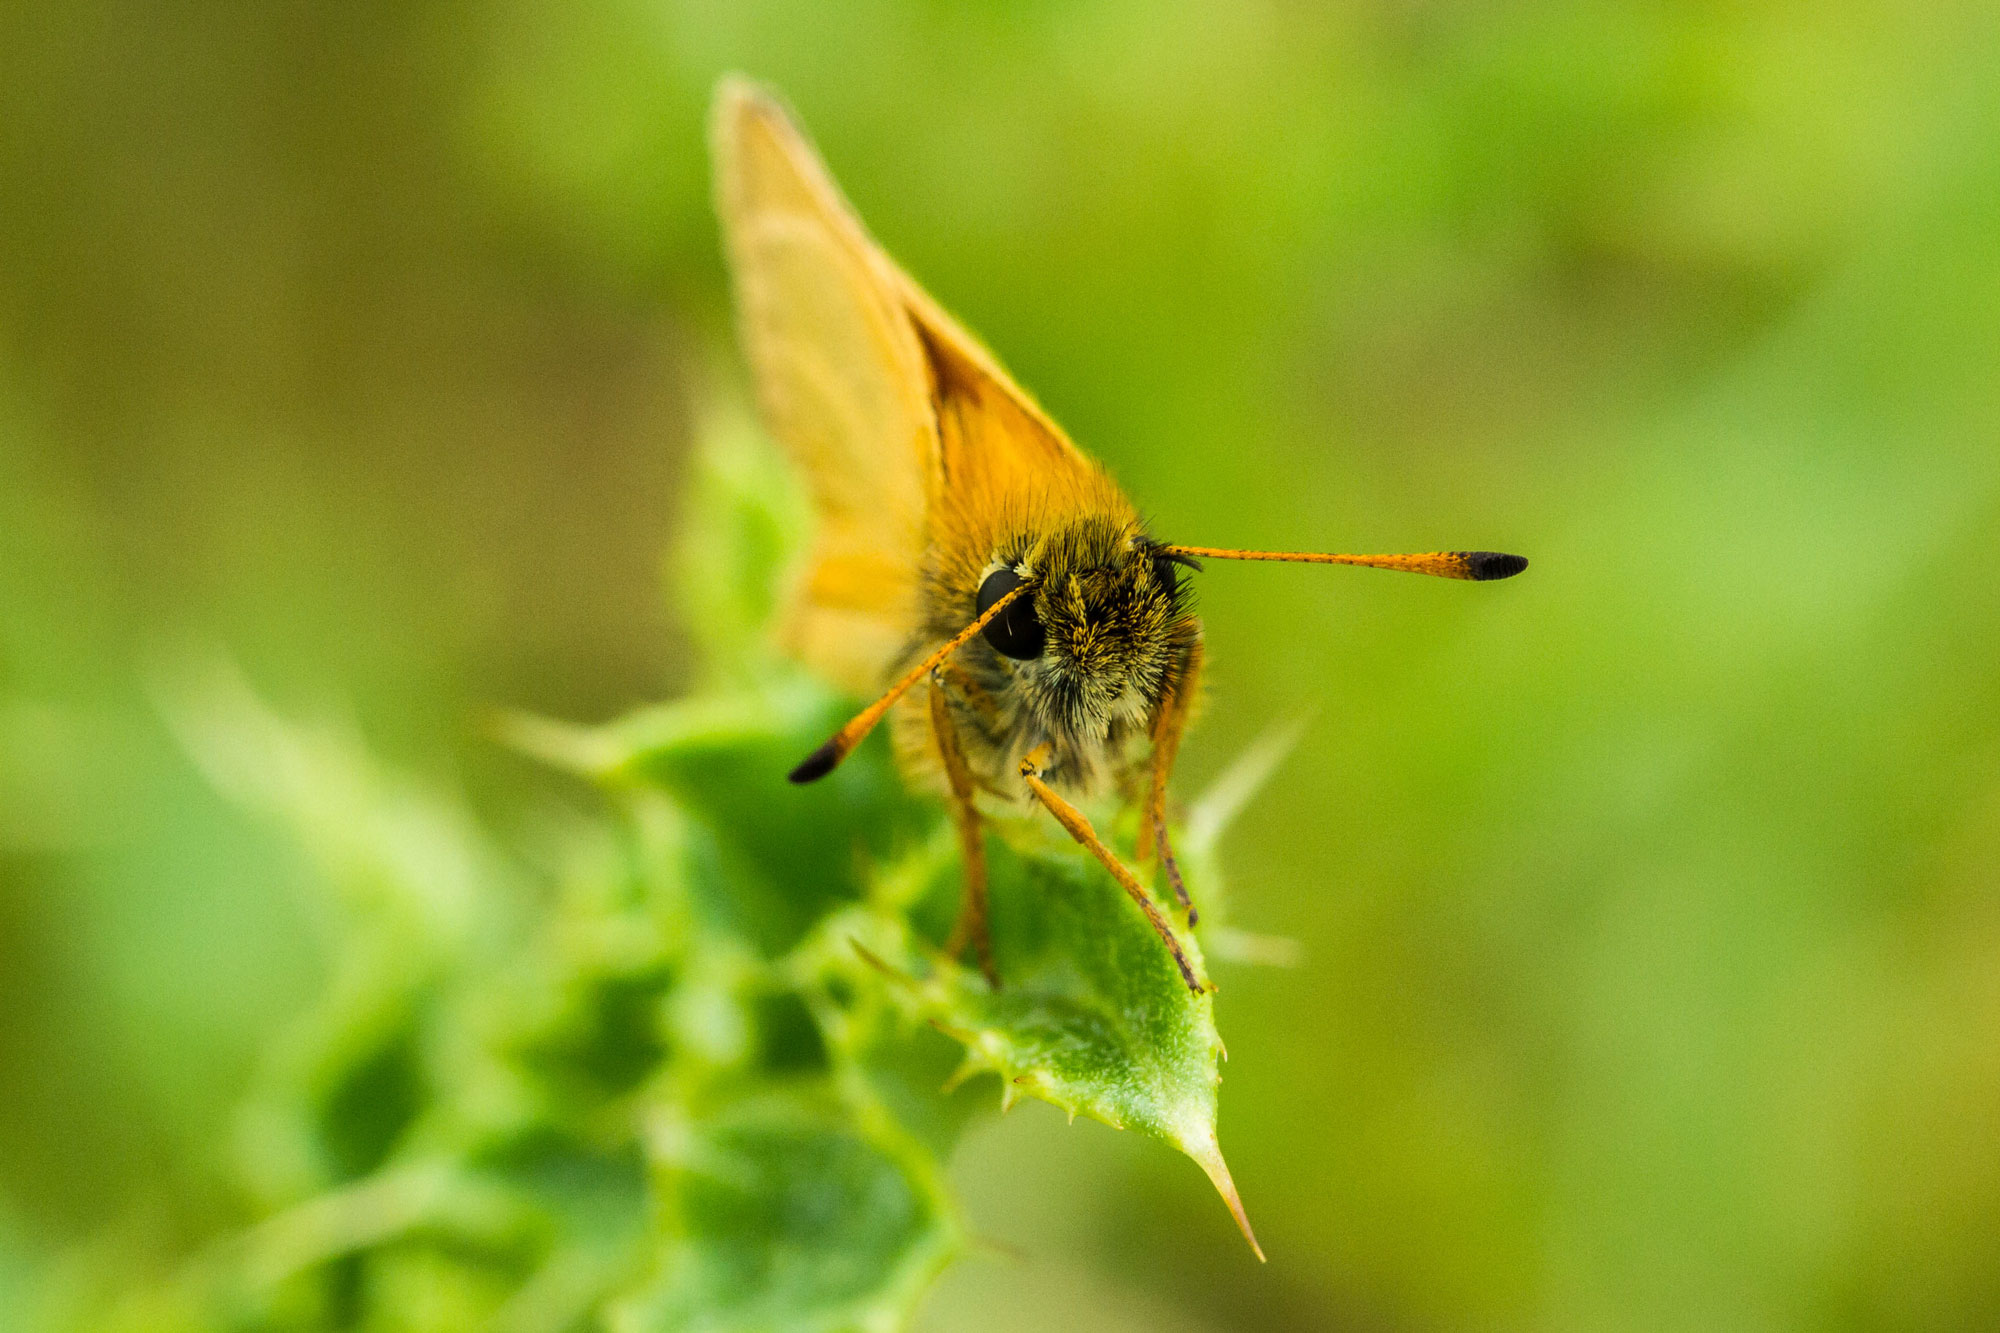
[936,660,1012,799]
[931,672,998,987]
[1018,744,1209,995]
[1137,632,1203,923]
[936,658,1001,728]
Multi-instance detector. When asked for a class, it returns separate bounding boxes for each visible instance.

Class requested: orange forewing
[711,80,936,692]
[712,79,1127,690]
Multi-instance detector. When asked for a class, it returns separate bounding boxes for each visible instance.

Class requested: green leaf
[503,679,934,960]
[667,403,810,685]
[847,831,1262,1260]
[66,407,1266,1328]
[552,644,1263,1260]
[614,1092,958,1333]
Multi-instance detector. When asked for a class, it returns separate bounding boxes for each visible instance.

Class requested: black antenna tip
[1461,551,1528,581]
[788,740,841,784]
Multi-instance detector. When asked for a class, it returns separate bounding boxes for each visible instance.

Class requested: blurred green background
[6,1,2000,1328]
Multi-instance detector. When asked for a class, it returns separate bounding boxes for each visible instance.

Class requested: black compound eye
[975,568,1043,660]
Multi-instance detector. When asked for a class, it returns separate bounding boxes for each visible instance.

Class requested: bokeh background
[7,2,2000,1328]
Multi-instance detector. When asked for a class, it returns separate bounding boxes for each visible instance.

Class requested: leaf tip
[849,937,900,978]
[939,1057,982,1096]
[1191,1137,1264,1262]
[489,708,618,777]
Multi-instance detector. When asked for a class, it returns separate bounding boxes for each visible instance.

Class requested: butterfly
[711,77,1525,995]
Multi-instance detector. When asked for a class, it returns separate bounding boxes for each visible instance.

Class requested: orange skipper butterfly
[712,78,1525,997]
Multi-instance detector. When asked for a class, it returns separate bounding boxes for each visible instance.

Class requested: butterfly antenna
[789,581,1033,783]
[1159,546,1527,581]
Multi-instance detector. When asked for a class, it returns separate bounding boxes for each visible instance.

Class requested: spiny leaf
[581,653,1266,1260]
[504,678,934,959]
[856,834,1263,1259]
[65,408,1273,1329]
[613,1092,958,1333]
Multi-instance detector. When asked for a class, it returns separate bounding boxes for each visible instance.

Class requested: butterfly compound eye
[976,568,1044,660]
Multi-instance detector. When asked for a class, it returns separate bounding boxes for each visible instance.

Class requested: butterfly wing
[712,79,1129,690]
[712,78,938,694]
[859,178,1134,573]
[903,299,1132,593]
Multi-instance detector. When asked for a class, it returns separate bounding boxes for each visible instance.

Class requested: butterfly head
[978,518,1195,741]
